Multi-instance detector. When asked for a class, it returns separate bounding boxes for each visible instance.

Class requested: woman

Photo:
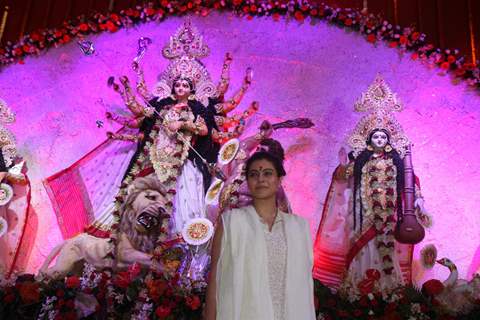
[205,150,315,320]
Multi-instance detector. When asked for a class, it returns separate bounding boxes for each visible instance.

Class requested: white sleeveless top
[216,205,315,320]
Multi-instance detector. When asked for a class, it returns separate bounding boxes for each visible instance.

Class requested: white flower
[411,302,422,314]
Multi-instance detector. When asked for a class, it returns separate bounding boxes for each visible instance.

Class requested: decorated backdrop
[0,12,479,284]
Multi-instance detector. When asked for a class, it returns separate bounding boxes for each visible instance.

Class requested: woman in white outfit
[205,150,316,320]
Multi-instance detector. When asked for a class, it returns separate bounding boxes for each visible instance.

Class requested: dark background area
[0,0,478,63]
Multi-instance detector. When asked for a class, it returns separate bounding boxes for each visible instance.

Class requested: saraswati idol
[313,75,432,299]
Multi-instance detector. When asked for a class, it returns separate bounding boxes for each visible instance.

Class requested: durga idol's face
[173,79,191,99]
[370,131,389,149]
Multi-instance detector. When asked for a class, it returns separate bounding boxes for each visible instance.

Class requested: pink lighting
[0,14,479,285]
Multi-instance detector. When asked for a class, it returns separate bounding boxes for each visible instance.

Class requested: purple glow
[0,14,479,284]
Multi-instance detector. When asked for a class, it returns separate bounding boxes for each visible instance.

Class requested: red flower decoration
[389,41,398,48]
[22,45,33,53]
[422,279,444,296]
[65,275,81,289]
[367,34,376,43]
[233,0,243,6]
[105,21,118,33]
[440,62,450,70]
[294,11,305,22]
[272,13,281,22]
[411,31,421,41]
[155,305,172,318]
[30,32,44,41]
[399,35,408,45]
[464,63,476,71]
[110,13,120,22]
[455,68,466,76]
[146,279,168,300]
[17,282,41,304]
[366,268,381,280]
[13,47,23,56]
[358,278,375,295]
[128,262,141,278]
[112,271,131,288]
[186,295,201,310]
[345,18,353,26]
[145,8,156,16]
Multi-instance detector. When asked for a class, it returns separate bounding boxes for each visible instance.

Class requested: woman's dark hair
[259,138,285,162]
[352,129,404,230]
[245,151,286,177]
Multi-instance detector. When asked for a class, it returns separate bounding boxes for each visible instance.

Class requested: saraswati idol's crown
[348,75,410,158]
[153,20,217,105]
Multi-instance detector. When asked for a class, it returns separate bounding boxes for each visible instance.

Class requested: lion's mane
[119,174,167,253]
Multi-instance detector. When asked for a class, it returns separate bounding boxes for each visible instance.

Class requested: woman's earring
[188,94,195,101]
[384,144,392,152]
[367,145,374,151]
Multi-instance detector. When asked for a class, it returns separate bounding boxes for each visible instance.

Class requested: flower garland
[314,279,480,320]
[1,269,479,319]
[363,156,397,278]
[0,263,204,320]
[0,1,479,90]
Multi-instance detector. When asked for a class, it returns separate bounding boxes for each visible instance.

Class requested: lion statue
[38,173,176,279]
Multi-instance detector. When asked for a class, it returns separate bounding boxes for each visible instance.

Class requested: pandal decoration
[348,74,410,158]
[218,138,240,165]
[0,216,7,238]
[205,178,224,205]
[153,20,217,106]
[420,244,438,269]
[181,217,214,246]
[0,183,13,206]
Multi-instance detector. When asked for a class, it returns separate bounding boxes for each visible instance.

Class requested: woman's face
[370,130,389,149]
[246,159,281,200]
[173,79,191,99]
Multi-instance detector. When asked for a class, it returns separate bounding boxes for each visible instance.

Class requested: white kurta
[216,205,315,320]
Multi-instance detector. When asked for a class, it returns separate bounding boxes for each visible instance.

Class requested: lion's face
[131,189,169,234]
[120,174,173,253]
